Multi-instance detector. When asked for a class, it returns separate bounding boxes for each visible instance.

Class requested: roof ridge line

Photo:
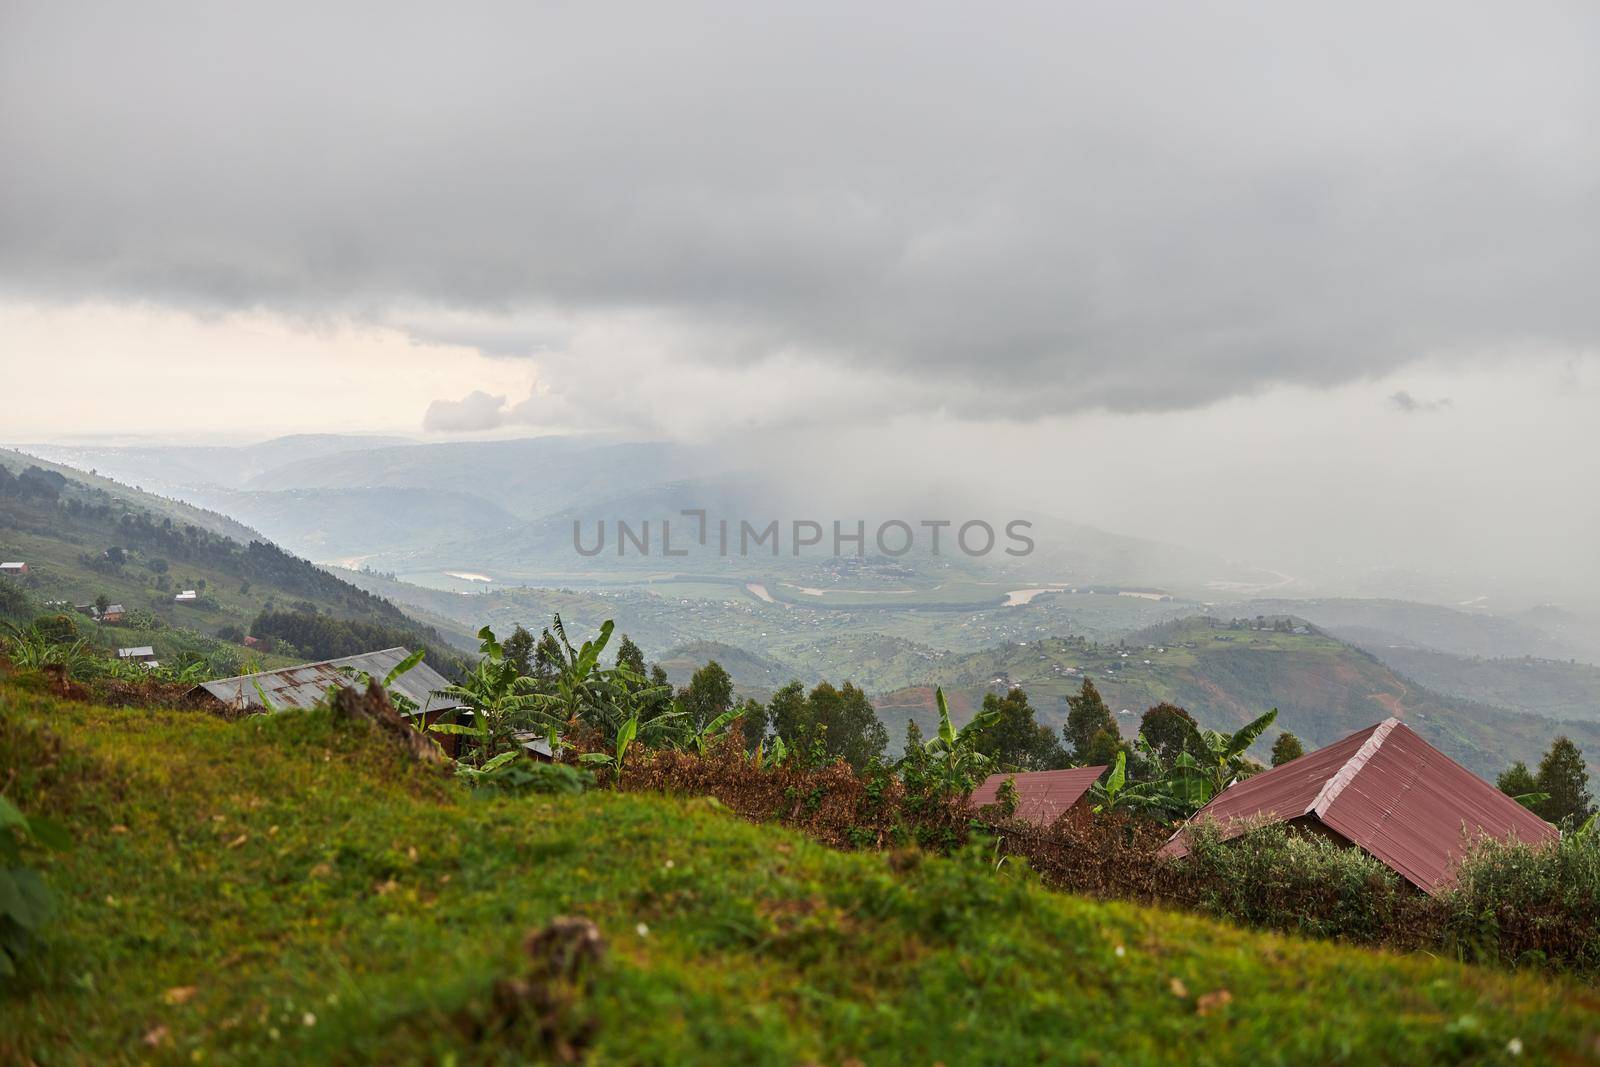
[1308,718,1401,819]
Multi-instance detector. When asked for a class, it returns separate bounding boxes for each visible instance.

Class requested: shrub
[1172,821,1439,946]
[1445,831,1600,973]
[476,761,596,797]
[620,737,970,852]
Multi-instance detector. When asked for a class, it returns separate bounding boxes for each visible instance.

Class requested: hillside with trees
[0,455,468,676]
[872,617,1600,777]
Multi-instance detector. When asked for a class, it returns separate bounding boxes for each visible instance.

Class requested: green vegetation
[765,679,889,772]
[875,618,1600,777]
[971,687,1065,770]
[0,458,467,679]
[1270,731,1304,766]
[5,679,1598,1064]
[1084,701,1277,821]
[1064,677,1121,764]
[1499,737,1596,827]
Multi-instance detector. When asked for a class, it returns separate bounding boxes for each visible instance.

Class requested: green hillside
[4,680,1595,1064]
[1356,646,1600,723]
[1,447,262,543]
[873,617,1600,776]
[654,640,796,693]
[326,563,1600,778]
[0,455,466,672]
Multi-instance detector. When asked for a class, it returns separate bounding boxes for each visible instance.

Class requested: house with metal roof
[117,646,157,664]
[971,766,1108,826]
[1159,718,1557,895]
[0,561,26,575]
[192,647,462,716]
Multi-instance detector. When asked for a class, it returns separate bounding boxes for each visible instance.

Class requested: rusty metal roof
[1160,718,1557,894]
[194,648,460,715]
[970,766,1108,826]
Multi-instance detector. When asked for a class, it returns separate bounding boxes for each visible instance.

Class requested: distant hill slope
[655,640,798,693]
[244,436,708,519]
[5,682,1593,1064]
[0,447,263,543]
[872,617,1600,777]
[0,453,466,669]
[1235,596,1600,664]
[174,485,523,563]
[17,434,416,493]
[375,469,1286,593]
[1359,646,1600,723]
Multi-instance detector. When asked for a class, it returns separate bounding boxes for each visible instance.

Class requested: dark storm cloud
[2,1,1597,413]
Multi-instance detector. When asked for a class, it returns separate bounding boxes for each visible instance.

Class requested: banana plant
[0,624,97,677]
[1091,750,1129,814]
[340,647,425,717]
[1089,743,1196,818]
[908,687,1001,796]
[579,711,639,788]
[532,618,655,733]
[1173,707,1278,799]
[1511,790,1552,813]
[430,626,547,767]
[688,707,740,756]
[754,734,790,769]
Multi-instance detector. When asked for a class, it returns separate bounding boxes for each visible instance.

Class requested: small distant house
[100,604,126,623]
[191,648,472,756]
[970,766,1109,827]
[512,730,557,763]
[174,590,197,602]
[1159,718,1557,895]
[0,562,26,576]
[243,635,261,649]
[117,643,158,668]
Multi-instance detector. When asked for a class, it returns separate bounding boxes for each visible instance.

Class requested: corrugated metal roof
[970,766,1108,826]
[117,646,156,658]
[1160,718,1557,894]
[194,648,461,715]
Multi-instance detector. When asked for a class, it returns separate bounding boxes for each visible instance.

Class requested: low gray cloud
[1389,390,1453,414]
[3,2,1598,417]
[422,390,511,432]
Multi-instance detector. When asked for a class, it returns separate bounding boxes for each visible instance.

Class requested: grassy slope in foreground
[3,684,1597,1065]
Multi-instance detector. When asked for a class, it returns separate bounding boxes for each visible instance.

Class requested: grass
[4,678,1598,1064]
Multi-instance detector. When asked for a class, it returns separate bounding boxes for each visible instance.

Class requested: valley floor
[3,682,1598,1065]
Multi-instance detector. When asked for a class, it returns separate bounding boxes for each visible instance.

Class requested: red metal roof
[1160,718,1557,894]
[970,766,1107,826]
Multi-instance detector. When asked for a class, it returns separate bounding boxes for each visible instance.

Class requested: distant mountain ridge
[17,434,417,494]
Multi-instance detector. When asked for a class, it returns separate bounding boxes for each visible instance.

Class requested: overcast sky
[2,2,1598,602]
